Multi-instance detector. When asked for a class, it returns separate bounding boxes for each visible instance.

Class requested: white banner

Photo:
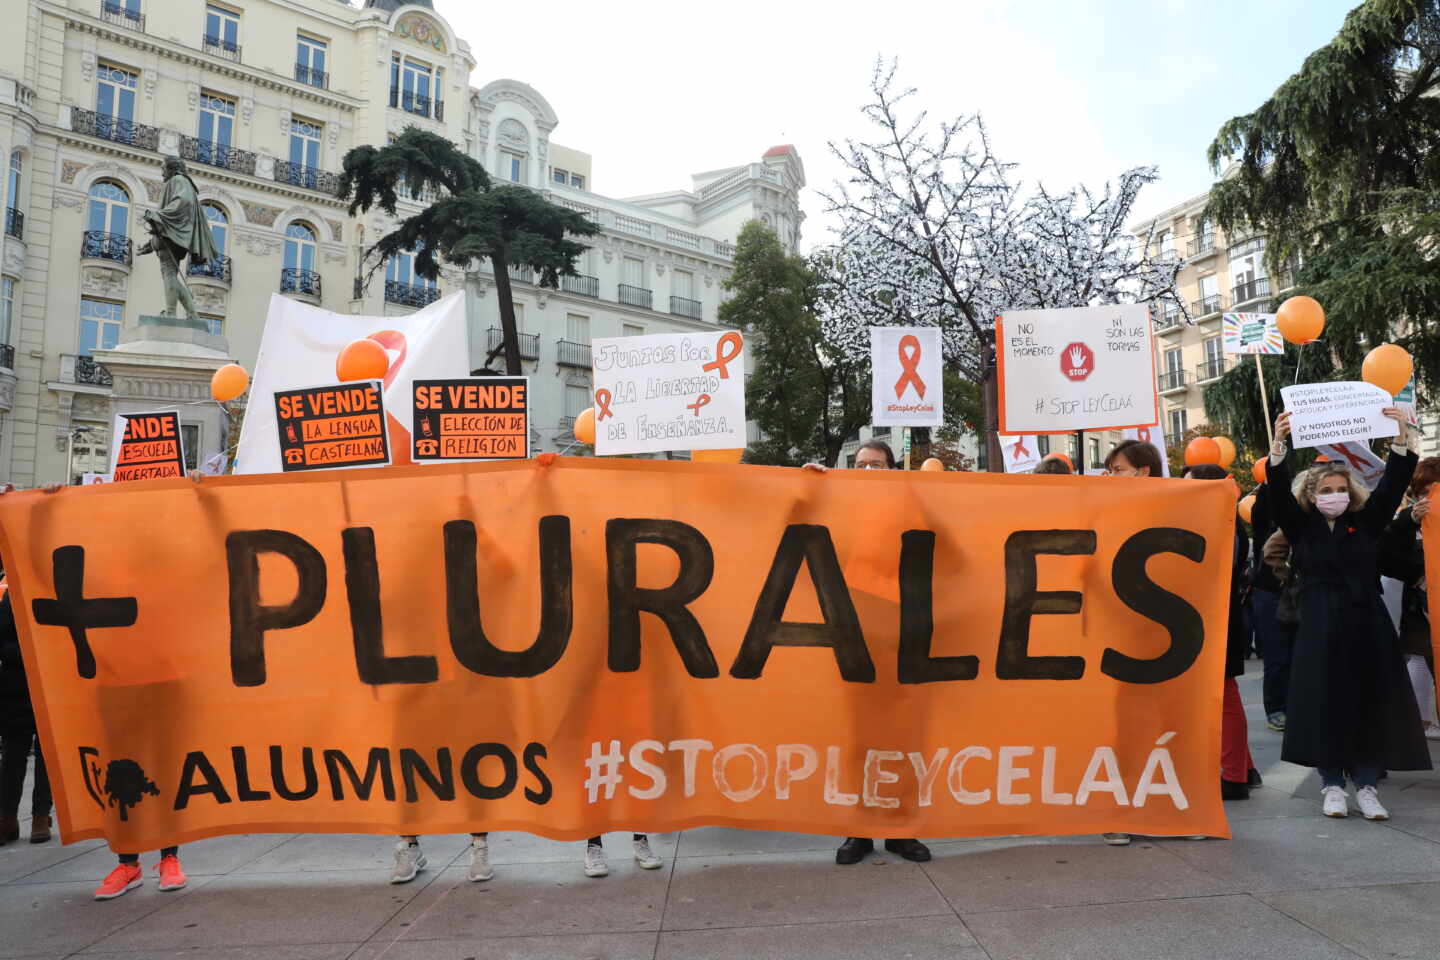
[235,292,469,474]
[996,305,1157,434]
[1314,441,1386,489]
[1281,381,1398,450]
[1124,421,1172,477]
[871,326,943,427]
[591,331,746,455]
[999,434,1042,473]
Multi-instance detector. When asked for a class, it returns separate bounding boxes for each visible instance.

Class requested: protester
[1033,454,1072,475]
[0,586,51,845]
[1249,480,1294,731]
[392,833,491,884]
[583,833,663,877]
[1267,410,1431,820]
[1102,439,1164,478]
[1379,456,1440,739]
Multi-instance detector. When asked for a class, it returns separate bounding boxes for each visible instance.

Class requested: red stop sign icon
[1060,342,1095,382]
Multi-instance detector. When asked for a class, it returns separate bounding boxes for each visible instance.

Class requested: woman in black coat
[0,589,52,844]
[1267,410,1431,821]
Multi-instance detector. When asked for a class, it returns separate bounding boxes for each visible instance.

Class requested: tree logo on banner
[1061,342,1095,382]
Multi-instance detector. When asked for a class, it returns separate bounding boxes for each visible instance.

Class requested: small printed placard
[110,411,186,482]
[273,381,390,472]
[411,377,529,461]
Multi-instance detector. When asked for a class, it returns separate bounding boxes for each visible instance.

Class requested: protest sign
[1314,441,1386,489]
[1124,422,1172,477]
[108,411,186,482]
[236,292,468,474]
[1222,313,1283,355]
[0,459,1232,850]
[999,435,1041,473]
[273,381,390,472]
[996,305,1157,435]
[81,473,110,486]
[1281,381,1398,449]
[1396,379,1419,427]
[871,327,943,427]
[591,331,746,455]
[412,378,529,462]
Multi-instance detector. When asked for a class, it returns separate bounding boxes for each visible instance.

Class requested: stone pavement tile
[482,830,678,866]
[82,946,359,959]
[79,869,419,952]
[21,833,292,883]
[0,877,208,958]
[962,893,1357,960]
[1259,882,1440,960]
[351,932,658,960]
[0,837,107,884]
[1222,784,1326,821]
[1163,815,1440,892]
[238,833,471,875]
[676,827,838,858]
[655,915,985,960]
[923,835,1229,912]
[661,849,949,930]
[371,860,667,941]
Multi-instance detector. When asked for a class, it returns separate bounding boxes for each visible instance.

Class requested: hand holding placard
[1280,381,1398,449]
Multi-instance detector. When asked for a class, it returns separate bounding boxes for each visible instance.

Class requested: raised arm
[1359,408,1419,533]
[1265,412,1307,543]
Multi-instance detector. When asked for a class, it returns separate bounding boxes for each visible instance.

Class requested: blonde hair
[1291,462,1370,513]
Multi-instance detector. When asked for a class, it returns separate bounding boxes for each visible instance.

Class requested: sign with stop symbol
[1060,342,1095,382]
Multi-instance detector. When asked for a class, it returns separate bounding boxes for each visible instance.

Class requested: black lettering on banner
[174,750,232,810]
[523,742,552,804]
[400,747,455,802]
[1102,527,1207,683]
[605,519,719,677]
[445,517,573,677]
[269,745,318,801]
[230,745,272,802]
[343,528,439,685]
[324,748,395,802]
[226,531,327,687]
[460,743,518,800]
[731,524,875,682]
[31,546,138,680]
[898,530,978,683]
[997,530,1096,680]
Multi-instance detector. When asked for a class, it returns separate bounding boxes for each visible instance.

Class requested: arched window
[283,222,316,273]
[202,203,228,256]
[87,180,129,237]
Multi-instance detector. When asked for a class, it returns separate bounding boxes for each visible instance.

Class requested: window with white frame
[87,181,130,237]
[296,34,327,87]
[200,314,224,337]
[288,117,322,175]
[79,298,123,356]
[1164,347,1182,374]
[96,64,137,124]
[571,173,585,190]
[0,276,13,344]
[564,383,589,418]
[672,269,695,300]
[566,313,589,343]
[202,203,228,257]
[197,92,235,155]
[622,322,644,337]
[1203,337,1223,364]
[553,168,568,185]
[204,4,240,55]
[7,151,20,213]
[391,55,441,118]
[1168,408,1188,441]
[386,249,435,291]
[622,257,645,289]
[503,153,523,183]
[512,302,525,331]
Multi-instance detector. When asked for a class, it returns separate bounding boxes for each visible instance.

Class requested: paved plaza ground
[3,671,1440,960]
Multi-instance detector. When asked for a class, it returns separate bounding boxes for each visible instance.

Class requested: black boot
[884,838,931,862]
[1221,779,1250,800]
[1247,767,1263,787]
[835,837,873,865]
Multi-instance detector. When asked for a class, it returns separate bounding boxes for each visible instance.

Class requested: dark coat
[1250,483,1282,594]
[1269,450,1431,771]
[1378,507,1433,663]
[0,592,36,731]
[1226,528,1250,679]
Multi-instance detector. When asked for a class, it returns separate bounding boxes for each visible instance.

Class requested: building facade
[0,0,804,483]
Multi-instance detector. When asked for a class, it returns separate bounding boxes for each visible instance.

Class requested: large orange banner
[0,458,1234,850]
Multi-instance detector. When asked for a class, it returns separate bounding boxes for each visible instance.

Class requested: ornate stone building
[0,0,804,483]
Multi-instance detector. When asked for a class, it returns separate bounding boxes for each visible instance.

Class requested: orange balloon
[1185,436,1222,466]
[920,457,944,472]
[336,338,390,382]
[1361,343,1413,397]
[1251,458,1268,484]
[210,363,249,403]
[1238,495,1255,523]
[692,448,744,464]
[1276,296,1325,345]
[1213,436,1236,469]
[573,408,596,445]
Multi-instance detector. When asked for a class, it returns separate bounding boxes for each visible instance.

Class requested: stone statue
[137,156,220,321]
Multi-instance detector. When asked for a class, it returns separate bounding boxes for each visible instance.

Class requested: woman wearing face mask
[1267,409,1431,820]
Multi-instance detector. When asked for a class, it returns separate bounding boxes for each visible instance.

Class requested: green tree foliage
[339,128,599,375]
[718,222,870,466]
[1203,0,1440,446]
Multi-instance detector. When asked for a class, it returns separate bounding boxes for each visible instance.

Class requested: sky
[433,0,1359,247]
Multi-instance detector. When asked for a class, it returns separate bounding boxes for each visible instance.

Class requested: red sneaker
[94,862,143,900]
[157,853,187,892]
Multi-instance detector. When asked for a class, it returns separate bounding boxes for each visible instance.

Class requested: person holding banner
[1378,458,1440,740]
[392,833,491,884]
[1102,440,1164,478]
[1267,410,1431,821]
[0,587,52,845]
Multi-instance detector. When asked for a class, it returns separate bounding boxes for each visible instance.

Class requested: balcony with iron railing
[1195,358,1229,383]
[385,279,439,308]
[558,415,577,437]
[4,207,21,240]
[274,160,340,196]
[1158,370,1188,394]
[203,34,241,62]
[179,136,257,175]
[294,63,328,89]
[187,255,231,283]
[100,1,144,31]
[1231,276,1271,306]
[487,327,540,361]
[560,274,599,297]
[1187,234,1217,258]
[1191,293,1226,318]
[65,354,114,387]
[0,344,13,370]
[71,108,159,151]
[618,284,652,309]
[670,295,702,320]
[508,265,534,285]
[556,340,592,368]
[389,88,443,121]
[280,267,321,299]
[81,230,132,266]
[1154,307,1183,333]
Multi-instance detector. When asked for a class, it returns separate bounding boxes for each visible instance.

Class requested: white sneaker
[390,841,426,883]
[1356,786,1390,821]
[1424,723,1440,741]
[1101,833,1131,846]
[632,835,663,869]
[467,836,493,882]
[583,841,609,878]
[1322,786,1349,818]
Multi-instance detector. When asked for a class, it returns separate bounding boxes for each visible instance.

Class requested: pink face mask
[1315,492,1350,518]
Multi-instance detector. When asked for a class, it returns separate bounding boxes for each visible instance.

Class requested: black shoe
[884,838,931,862]
[1247,767,1263,787]
[1221,779,1250,800]
[835,837,873,865]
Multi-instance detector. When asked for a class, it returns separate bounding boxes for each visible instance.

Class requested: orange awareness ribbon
[595,388,615,421]
[687,394,712,417]
[894,334,926,400]
[701,332,743,379]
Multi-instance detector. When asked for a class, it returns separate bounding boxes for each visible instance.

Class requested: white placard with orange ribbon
[591,331,747,455]
[999,434,1042,473]
[870,327,943,427]
[1124,421,1172,477]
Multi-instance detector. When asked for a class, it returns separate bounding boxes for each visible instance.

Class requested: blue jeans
[1319,766,1380,789]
